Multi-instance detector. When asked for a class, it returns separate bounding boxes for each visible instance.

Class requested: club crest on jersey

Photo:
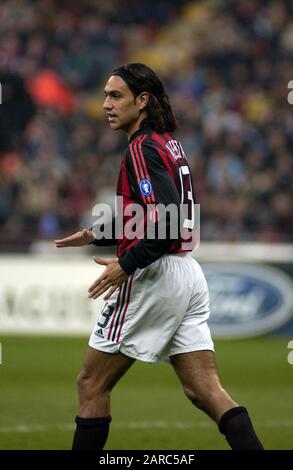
[139,179,152,196]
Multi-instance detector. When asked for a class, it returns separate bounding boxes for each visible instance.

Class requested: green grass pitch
[0,335,292,450]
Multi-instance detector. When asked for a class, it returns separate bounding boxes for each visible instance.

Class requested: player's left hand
[88,256,129,300]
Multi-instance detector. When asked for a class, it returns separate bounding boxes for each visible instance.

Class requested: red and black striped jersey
[93,126,196,274]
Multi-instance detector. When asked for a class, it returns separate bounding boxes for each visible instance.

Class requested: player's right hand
[54,229,95,248]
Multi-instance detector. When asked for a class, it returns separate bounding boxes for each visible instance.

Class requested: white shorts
[89,253,214,363]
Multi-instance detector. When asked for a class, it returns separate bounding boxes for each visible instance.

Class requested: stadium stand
[0,0,292,251]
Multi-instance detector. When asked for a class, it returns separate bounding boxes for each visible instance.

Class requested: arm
[91,217,118,246]
[54,229,95,247]
[54,218,118,248]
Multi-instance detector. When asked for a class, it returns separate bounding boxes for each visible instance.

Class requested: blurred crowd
[0,0,292,251]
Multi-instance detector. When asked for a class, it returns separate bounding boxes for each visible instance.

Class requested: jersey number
[97,304,115,329]
[178,165,195,229]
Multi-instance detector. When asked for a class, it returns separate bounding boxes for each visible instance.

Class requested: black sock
[72,415,112,450]
[218,406,264,450]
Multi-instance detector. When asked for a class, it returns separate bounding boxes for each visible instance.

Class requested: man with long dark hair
[55,63,263,451]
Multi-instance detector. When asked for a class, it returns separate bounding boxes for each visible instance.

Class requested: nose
[103,95,112,110]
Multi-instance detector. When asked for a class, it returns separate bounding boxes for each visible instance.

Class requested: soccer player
[54,63,263,450]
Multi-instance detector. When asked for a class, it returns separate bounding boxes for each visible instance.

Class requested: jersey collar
[128,124,152,143]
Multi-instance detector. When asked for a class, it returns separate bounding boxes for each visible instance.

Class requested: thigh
[170,351,237,421]
[170,350,221,390]
[82,346,135,391]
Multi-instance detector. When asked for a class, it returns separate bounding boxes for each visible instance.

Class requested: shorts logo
[94,328,104,338]
[139,179,152,196]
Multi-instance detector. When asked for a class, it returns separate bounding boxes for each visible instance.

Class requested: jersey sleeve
[90,217,118,246]
[118,141,181,274]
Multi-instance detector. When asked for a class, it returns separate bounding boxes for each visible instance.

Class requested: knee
[76,369,88,391]
[183,383,220,411]
[76,369,91,397]
[183,385,206,409]
[76,369,108,398]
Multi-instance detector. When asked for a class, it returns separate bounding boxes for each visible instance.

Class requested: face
[103,75,148,134]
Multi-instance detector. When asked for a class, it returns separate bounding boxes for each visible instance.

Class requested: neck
[127,113,147,141]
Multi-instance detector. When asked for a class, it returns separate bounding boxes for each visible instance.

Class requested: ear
[136,91,149,111]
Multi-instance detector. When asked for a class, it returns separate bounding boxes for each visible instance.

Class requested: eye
[104,92,121,99]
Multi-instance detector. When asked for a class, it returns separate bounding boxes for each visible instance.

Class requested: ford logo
[202,264,293,338]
